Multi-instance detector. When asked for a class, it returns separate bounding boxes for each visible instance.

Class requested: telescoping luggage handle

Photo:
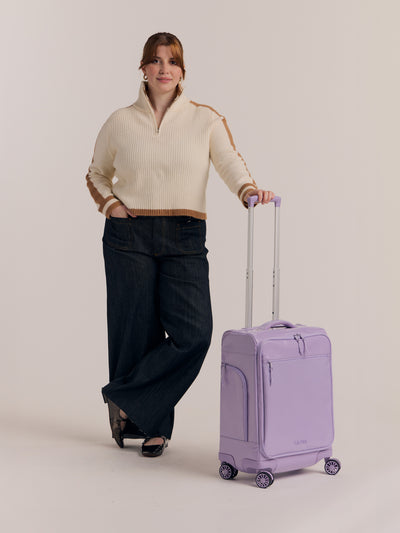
[245,194,281,328]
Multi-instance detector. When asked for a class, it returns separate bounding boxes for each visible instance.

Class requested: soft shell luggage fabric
[219,321,334,470]
[218,196,341,488]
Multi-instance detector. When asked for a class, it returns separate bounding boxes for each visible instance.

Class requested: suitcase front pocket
[262,356,334,458]
[220,363,248,441]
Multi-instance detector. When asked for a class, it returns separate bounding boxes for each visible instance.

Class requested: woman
[86,32,275,457]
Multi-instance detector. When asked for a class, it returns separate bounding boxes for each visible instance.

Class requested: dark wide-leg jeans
[101,215,213,440]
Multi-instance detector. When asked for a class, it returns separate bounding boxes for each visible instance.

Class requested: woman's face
[142,45,183,96]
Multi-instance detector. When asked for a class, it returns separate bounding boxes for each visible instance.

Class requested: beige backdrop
[1,0,399,532]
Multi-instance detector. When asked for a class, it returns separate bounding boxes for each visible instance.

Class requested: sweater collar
[133,80,189,114]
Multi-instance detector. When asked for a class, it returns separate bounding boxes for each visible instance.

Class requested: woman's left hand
[244,189,275,205]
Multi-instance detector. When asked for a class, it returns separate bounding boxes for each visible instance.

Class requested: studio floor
[1,412,397,533]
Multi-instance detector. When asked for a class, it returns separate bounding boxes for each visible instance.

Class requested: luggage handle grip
[259,320,297,329]
[247,194,281,208]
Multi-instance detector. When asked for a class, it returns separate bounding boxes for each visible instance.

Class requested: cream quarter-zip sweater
[85,81,258,219]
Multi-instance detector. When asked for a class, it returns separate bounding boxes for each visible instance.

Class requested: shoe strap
[143,436,167,445]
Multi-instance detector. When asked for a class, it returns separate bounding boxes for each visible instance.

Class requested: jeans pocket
[109,215,133,221]
[103,217,133,250]
[175,217,205,253]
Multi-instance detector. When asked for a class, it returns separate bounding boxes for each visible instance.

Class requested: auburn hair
[139,32,186,80]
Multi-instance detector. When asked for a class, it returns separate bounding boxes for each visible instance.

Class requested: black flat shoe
[141,436,169,457]
[103,395,146,448]
[104,396,125,448]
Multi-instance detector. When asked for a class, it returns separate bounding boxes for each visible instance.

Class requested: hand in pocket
[110,205,137,218]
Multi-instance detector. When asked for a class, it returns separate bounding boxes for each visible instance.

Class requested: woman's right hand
[110,205,137,218]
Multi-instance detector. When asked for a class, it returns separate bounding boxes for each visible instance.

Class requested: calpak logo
[294,439,307,445]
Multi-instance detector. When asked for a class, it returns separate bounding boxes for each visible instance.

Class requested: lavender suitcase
[218,195,341,488]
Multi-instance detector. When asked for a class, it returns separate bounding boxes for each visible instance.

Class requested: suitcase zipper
[220,362,249,441]
[265,354,331,386]
[261,354,334,458]
[252,332,331,358]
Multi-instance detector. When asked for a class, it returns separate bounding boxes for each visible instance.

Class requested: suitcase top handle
[247,195,281,208]
[259,320,298,329]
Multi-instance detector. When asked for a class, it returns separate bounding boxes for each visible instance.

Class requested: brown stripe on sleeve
[238,183,257,201]
[85,164,122,215]
[105,199,123,218]
[190,100,257,187]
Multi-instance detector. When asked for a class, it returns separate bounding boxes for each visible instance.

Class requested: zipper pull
[294,334,306,356]
[268,362,272,385]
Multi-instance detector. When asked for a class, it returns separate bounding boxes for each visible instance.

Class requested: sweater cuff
[238,183,258,209]
[103,197,123,218]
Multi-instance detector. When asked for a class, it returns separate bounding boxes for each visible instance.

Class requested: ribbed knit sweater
[85,81,258,219]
